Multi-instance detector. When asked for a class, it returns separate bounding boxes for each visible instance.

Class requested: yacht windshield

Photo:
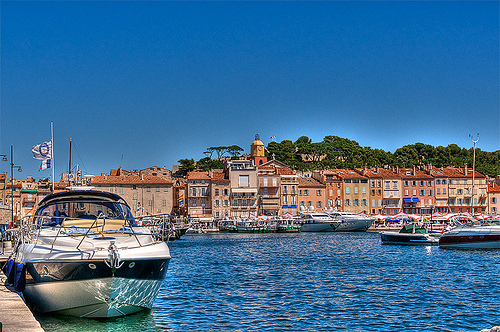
[36,201,136,227]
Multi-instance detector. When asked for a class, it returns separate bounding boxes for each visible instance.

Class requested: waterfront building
[487,182,500,214]
[0,172,7,206]
[398,167,434,215]
[186,171,212,220]
[257,166,281,216]
[313,170,343,211]
[5,179,22,223]
[429,167,450,213]
[276,167,298,216]
[326,170,369,214]
[298,176,326,213]
[139,166,172,180]
[357,167,400,215]
[443,166,487,214]
[211,170,231,219]
[19,177,38,217]
[91,174,174,216]
[224,159,258,218]
[172,178,187,217]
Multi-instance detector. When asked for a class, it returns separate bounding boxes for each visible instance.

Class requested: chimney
[464,163,468,176]
[413,165,416,175]
[396,166,399,174]
[363,166,367,176]
[376,166,379,173]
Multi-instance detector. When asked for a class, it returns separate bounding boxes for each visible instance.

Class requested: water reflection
[38,232,499,332]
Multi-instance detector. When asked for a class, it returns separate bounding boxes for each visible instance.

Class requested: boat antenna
[469,133,479,215]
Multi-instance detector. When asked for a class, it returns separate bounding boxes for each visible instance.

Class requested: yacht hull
[300,222,339,232]
[439,226,500,249]
[380,231,438,245]
[337,219,374,232]
[23,275,166,318]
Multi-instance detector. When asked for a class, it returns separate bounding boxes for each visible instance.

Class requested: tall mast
[51,121,55,193]
[68,137,72,183]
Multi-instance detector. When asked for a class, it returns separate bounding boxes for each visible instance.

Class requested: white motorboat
[296,212,341,232]
[439,219,500,249]
[3,190,171,318]
[380,223,439,245]
[327,211,374,232]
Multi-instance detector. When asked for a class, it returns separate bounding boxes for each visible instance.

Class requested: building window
[317,190,322,196]
[132,185,137,190]
[239,175,249,187]
[345,199,350,206]
[147,186,151,192]
[156,186,160,192]
[273,178,278,187]
[164,186,168,192]
[192,188,197,196]
[215,189,219,196]
[162,200,166,206]
[346,187,350,194]
[263,178,268,186]
[317,201,322,208]
[133,193,137,200]
[354,187,358,194]
[148,200,153,206]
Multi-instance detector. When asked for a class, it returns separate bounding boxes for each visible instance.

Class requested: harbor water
[37,232,498,331]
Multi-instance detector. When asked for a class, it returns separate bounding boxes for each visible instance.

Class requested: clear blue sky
[0,1,498,180]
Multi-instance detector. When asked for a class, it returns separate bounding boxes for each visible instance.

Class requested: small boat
[380,223,439,245]
[327,211,374,232]
[236,220,269,233]
[296,212,341,232]
[439,219,500,249]
[275,218,301,233]
[3,190,171,318]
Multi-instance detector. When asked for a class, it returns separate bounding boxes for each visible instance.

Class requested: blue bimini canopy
[403,198,420,203]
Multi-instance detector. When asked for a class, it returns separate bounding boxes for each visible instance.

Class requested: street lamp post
[9,146,22,226]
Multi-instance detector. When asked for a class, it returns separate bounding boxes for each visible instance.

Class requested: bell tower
[249,134,267,166]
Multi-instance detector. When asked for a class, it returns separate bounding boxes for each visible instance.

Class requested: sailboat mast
[68,138,72,179]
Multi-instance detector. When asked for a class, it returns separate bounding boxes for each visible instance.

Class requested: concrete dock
[0,254,45,332]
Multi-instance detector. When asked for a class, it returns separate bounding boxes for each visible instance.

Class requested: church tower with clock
[249,134,268,166]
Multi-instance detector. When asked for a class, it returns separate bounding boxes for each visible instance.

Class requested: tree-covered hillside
[178,136,500,177]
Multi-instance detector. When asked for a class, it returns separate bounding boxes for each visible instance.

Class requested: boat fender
[5,259,15,285]
[14,263,26,292]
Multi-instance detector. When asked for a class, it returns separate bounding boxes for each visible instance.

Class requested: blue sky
[0,1,498,180]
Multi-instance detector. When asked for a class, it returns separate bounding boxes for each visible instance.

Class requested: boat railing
[13,213,174,250]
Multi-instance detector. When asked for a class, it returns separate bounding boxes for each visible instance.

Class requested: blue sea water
[37,232,499,331]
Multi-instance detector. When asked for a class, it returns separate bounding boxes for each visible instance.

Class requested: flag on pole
[270,135,276,139]
[32,141,52,160]
[39,159,52,171]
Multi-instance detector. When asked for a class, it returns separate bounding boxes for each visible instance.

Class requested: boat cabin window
[36,201,136,227]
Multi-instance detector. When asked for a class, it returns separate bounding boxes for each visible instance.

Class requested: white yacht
[327,211,374,232]
[439,218,500,249]
[296,212,341,232]
[4,190,171,318]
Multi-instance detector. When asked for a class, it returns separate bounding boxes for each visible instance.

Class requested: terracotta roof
[356,168,400,178]
[298,177,325,188]
[276,168,295,175]
[397,168,434,179]
[211,171,229,182]
[488,182,500,193]
[324,169,368,180]
[91,175,173,185]
[430,167,486,179]
[187,171,210,180]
